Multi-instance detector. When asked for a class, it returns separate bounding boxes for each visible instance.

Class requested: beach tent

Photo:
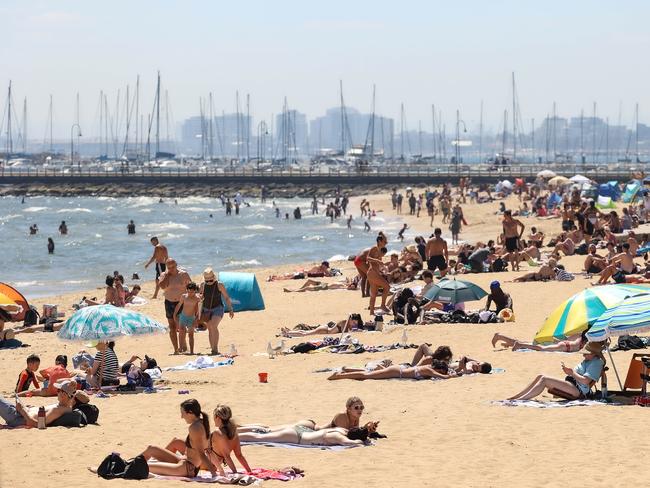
[596,195,616,209]
[0,282,30,322]
[218,272,265,312]
[598,181,621,201]
[622,180,642,203]
[546,192,562,210]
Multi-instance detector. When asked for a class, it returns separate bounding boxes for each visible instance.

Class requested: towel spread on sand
[153,467,303,483]
[164,356,234,371]
[492,399,613,408]
[240,441,363,450]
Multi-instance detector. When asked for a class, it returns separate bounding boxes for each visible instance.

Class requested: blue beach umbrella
[424,278,487,304]
[587,294,650,342]
[58,305,167,341]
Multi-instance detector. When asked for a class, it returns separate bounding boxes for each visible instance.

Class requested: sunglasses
[352,405,365,411]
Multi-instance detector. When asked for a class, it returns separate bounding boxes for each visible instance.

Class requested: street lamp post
[455,109,467,170]
[70,123,82,173]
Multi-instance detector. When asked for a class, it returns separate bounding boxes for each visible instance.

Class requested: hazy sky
[2,0,650,139]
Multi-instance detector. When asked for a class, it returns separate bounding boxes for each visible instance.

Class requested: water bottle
[37,406,46,429]
[400,328,408,347]
[229,344,238,356]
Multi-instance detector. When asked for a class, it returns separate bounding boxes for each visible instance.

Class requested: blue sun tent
[622,180,642,203]
[218,272,265,312]
[598,181,621,201]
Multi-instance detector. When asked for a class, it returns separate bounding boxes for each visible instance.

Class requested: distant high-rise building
[309,107,394,156]
[274,110,308,158]
[180,113,252,158]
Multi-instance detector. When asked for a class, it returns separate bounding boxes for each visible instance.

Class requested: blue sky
[2,0,649,138]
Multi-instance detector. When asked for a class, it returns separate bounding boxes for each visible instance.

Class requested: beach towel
[164,356,234,371]
[152,467,302,483]
[492,399,613,408]
[0,338,28,349]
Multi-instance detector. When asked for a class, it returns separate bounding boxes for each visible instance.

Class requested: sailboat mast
[339,80,345,156]
[22,97,27,153]
[209,93,214,161]
[431,104,436,162]
[135,75,139,161]
[512,72,517,162]
[605,117,609,163]
[478,100,483,164]
[501,110,507,157]
[592,101,596,165]
[246,93,250,163]
[635,102,640,162]
[552,102,557,160]
[124,85,130,157]
[236,90,240,161]
[531,118,535,164]
[49,94,54,153]
[7,81,12,155]
[580,109,584,164]
[155,71,161,158]
[400,103,404,161]
[369,84,376,159]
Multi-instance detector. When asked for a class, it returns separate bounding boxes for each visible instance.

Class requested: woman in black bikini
[207,404,251,474]
[141,399,218,478]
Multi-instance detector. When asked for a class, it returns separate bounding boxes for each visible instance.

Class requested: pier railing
[0,163,644,182]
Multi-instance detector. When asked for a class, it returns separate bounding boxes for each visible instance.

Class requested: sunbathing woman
[492,332,587,352]
[283,277,359,293]
[207,405,251,475]
[507,342,605,401]
[367,232,391,315]
[238,425,368,447]
[512,260,556,282]
[327,361,452,381]
[141,399,218,478]
[280,314,362,338]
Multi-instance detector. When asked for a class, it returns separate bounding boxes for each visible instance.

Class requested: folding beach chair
[548,367,608,401]
[623,353,650,395]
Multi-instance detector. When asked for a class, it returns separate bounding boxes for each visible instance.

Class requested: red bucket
[258,372,268,383]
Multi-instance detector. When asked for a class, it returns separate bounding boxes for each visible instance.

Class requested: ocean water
[0,195,406,299]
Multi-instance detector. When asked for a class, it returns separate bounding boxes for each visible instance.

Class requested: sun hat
[582,342,604,356]
[144,354,158,369]
[54,379,77,396]
[203,268,217,282]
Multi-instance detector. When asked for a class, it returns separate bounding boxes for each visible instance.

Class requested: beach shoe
[95,391,110,398]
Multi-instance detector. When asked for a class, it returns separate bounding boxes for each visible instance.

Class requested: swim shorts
[164,299,179,319]
[427,255,448,271]
[505,237,519,252]
[155,262,167,279]
[178,312,195,329]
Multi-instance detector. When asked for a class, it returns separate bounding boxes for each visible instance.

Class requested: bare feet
[491,333,501,348]
[380,306,391,314]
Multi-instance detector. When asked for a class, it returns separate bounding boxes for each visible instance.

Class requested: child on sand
[174,282,201,354]
[15,354,40,394]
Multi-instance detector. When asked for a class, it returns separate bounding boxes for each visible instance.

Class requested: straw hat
[203,268,217,282]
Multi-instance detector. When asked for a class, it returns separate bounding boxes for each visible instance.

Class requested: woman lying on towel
[238,425,370,446]
[141,399,219,477]
[280,314,362,338]
[207,405,251,475]
[507,342,605,401]
[283,277,359,293]
[492,332,587,353]
[327,360,452,381]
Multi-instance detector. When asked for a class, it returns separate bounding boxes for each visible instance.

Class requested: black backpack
[23,306,40,326]
[75,403,100,424]
[97,453,149,480]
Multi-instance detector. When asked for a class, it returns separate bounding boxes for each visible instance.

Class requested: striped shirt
[94,348,119,382]
[555,268,574,282]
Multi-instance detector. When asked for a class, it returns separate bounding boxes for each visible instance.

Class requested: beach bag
[491,258,506,272]
[291,342,318,354]
[75,403,100,424]
[97,453,127,479]
[23,306,40,326]
[123,455,149,480]
[575,243,588,255]
[615,335,646,351]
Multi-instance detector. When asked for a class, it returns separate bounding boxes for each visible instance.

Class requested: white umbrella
[537,170,556,178]
[500,180,513,189]
[570,174,591,183]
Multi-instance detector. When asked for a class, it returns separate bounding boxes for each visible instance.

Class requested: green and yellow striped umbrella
[534,284,650,344]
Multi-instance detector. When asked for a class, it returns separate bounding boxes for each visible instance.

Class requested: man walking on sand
[144,236,169,299]
[425,228,449,279]
[502,210,525,271]
[158,258,191,354]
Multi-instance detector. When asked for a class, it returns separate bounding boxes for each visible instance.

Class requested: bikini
[293,424,314,444]
[184,434,201,477]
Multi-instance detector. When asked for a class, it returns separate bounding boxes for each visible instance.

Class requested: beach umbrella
[534,284,650,344]
[424,278,488,304]
[587,294,650,342]
[0,282,30,322]
[548,175,571,187]
[570,174,591,183]
[500,180,513,189]
[537,169,556,178]
[57,305,167,341]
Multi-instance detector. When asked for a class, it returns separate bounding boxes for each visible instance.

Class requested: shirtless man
[425,228,448,278]
[144,236,169,299]
[529,227,545,246]
[0,379,75,428]
[584,245,608,274]
[502,210,525,271]
[158,259,191,354]
[596,243,639,284]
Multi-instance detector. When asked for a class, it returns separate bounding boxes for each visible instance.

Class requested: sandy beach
[2,189,649,488]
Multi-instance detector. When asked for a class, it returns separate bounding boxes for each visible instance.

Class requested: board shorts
[427,255,448,271]
[155,262,167,279]
[505,237,519,252]
[177,312,195,329]
[164,299,179,319]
